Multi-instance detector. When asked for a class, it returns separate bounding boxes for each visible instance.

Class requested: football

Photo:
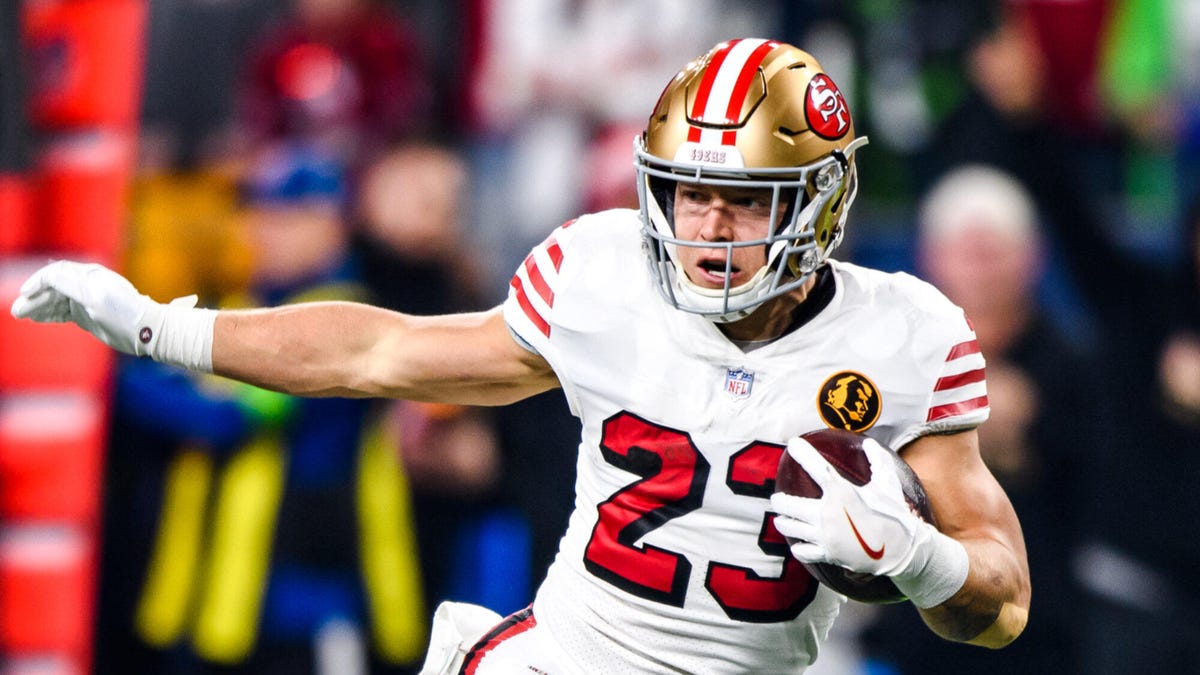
[775,428,934,603]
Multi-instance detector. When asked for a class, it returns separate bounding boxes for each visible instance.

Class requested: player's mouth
[696,258,741,286]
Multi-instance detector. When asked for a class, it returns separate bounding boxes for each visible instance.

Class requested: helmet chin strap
[671,266,764,322]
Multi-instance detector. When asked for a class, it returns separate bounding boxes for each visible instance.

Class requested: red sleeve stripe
[945,339,981,361]
[523,252,554,307]
[721,40,779,146]
[545,238,564,272]
[510,229,568,339]
[926,395,990,423]
[461,606,537,674]
[523,233,564,307]
[687,39,740,143]
[510,276,550,337]
[933,367,986,392]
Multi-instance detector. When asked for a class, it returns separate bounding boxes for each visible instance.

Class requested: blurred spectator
[1158,197,1200,424]
[880,4,1200,671]
[120,160,254,306]
[349,142,579,618]
[777,1,1002,215]
[915,3,1118,196]
[137,0,283,170]
[1072,190,1200,674]
[351,142,481,317]
[917,0,1182,270]
[862,165,1100,674]
[349,143,516,616]
[235,0,436,168]
[99,144,427,675]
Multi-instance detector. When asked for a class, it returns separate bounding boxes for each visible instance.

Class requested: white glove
[10,260,216,371]
[418,601,503,675]
[770,435,969,608]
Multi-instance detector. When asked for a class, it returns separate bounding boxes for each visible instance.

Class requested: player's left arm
[900,428,1031,648]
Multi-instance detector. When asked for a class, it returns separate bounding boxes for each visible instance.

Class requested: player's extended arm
[10,260,559,406]
[212,302,558,404]
[900,430,1031,648]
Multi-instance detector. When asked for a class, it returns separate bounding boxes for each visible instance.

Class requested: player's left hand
[770,436,934,578]
[11,260,161,355]
[14,260,219,372]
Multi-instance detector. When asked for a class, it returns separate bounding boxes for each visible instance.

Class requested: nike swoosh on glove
[770,435,969,607]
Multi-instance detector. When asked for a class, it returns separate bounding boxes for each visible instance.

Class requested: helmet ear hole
[648,175,678,229]
[774,188,802,236]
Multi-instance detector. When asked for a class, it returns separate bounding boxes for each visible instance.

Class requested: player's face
[671,184,786,290]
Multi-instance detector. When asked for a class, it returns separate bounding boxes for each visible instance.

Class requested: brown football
[775,428,934,603]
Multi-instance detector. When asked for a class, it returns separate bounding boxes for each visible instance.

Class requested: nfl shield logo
[724,367,755,400]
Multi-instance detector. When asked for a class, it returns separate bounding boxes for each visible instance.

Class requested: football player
[12,39,1029,673]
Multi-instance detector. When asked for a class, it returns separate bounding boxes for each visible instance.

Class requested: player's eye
[732,196,767,209]
[729,195,774,218]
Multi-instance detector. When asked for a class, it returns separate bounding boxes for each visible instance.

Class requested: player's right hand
[10,260,175,357]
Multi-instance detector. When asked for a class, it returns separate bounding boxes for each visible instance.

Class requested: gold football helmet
[636,38,868,322]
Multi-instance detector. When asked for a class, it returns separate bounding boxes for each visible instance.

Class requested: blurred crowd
[46,0,1200,673]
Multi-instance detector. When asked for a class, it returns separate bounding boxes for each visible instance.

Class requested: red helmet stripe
[720,40,779,145]
[687,39,741,143]
[686,39,780,147]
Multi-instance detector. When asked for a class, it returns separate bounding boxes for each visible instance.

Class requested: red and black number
[583,413,818,622]
[706,442,818,622]
[584,412,709,607]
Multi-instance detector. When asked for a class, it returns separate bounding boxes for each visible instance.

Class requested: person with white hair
[862,164,1103,675]
[916,165,1042,360]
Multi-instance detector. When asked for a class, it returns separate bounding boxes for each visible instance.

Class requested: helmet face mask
[635,38,867,323]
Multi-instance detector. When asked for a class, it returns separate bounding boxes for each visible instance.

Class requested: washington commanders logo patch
[817,371,880,432]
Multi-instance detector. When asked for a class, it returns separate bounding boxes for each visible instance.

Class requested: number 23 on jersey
[583,412,819,623]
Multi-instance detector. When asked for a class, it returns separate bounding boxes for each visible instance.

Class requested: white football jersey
[501,209,989,674]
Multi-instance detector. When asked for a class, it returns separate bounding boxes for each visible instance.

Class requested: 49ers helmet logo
[817,371,880,432]
[805,73,851,140]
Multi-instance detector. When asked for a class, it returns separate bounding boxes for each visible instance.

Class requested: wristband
[892,527,970,608]
[139,295,218,373]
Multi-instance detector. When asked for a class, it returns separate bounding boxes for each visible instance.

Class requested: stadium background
[0,1,1197,674]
